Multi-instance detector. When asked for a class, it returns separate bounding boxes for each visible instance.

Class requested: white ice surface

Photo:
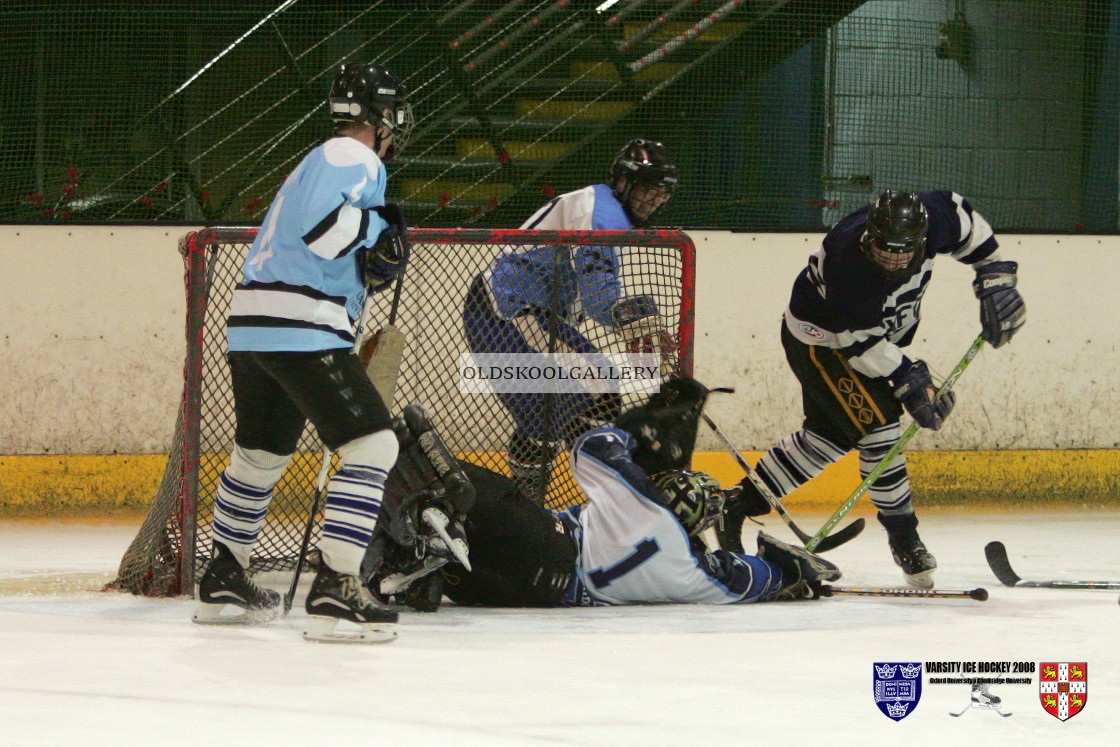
[0,512,1116,747]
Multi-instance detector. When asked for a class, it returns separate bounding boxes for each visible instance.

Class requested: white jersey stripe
[230,287,351,334]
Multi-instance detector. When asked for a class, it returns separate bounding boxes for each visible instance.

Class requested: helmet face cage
[328,63,413,161]
[610,138,679,225]
[861,190,928,280]
[653,470,725,537]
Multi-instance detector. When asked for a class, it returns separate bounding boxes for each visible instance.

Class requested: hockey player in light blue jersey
[463,139,680,503]
[193,62,416,644]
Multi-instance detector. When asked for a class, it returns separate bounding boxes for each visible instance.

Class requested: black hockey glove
[892,360,956,431]
[364,203,411,293]
[973,260,1025,348]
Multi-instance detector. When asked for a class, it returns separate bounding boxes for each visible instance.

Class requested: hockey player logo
[1040,662,1087,721]
[873,662,922,721]
[950,684,1012,717]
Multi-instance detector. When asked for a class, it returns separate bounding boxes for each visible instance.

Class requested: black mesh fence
[2,1,1117,231]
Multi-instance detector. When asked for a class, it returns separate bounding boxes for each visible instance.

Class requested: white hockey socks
[212,445,292,569]
[857,423,913,514]
[755,429,848,497]
[318,429,399,576]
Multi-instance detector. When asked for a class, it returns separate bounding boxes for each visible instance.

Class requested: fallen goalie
[365,382,841,611]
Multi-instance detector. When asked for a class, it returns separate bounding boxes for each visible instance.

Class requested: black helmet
[652,470,725,538]
[861,190,928,280]
[609,138,679,225]
[328,62,414,162]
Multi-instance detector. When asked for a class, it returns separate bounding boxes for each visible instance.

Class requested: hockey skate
[887,529,937,589]
[192,543,282,625]
[880,512,937,589]
[303,564,398,644]
[950,684,1012,717]
[756,531,841,600]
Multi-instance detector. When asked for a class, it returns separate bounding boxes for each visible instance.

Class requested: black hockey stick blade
[984,541,1022,587]
[985,541,1120,589]
[820,585,988,601]
[794,516,865,553]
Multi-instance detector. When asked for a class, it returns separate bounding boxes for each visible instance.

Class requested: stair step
[456,139,574,162]
[570,61,684,83]
[621,20,746,47]
[514,99,634,122]
[441,116,600,139]
[401,178,515,203]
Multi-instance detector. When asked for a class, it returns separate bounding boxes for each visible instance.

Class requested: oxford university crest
[873,662,922,721]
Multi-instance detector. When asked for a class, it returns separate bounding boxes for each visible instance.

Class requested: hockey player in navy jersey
[193,62,415,643]
[362,385,842,610]
[725,190,1026,589]
[463,139,679,503]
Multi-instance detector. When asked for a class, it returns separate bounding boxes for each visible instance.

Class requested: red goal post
[111,226,696,596]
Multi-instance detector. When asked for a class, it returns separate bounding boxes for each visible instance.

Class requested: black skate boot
[880,513,937,589]
[508,432,556,506]
[304,563,398,644]
[756,531,842,600]
[192,542,281,625]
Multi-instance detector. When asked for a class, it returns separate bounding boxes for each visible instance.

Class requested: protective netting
[110,227,694,596]
[3,1,1116,231]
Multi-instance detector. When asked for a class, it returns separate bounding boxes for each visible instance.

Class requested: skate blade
[301,615,397,644]
[192,601,281,625]
[903,570,936,590]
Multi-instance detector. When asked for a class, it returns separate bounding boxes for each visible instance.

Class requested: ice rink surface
[0,510,1116,747]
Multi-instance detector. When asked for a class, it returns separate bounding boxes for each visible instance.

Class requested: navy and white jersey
[558,427,784,606]
[785,191,1001,379]
[481,184,628,325]
[227,136,391,352]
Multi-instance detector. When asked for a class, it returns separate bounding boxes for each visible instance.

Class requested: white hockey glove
[610,295,677,375]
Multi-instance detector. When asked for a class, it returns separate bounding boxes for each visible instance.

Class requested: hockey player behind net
[363,380,841,610]
[729,190,1026,589]
[192,61,415,644]
[462,138,680,503]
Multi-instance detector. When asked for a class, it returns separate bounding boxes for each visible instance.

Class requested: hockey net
[111,227,695,596]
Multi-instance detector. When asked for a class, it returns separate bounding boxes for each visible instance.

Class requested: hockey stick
[950,704,1012,717]
[284,450,331,614]
[819,585,988,601]
[805,334,987,552]
[699,411,865,552]
[984,541,1120,589]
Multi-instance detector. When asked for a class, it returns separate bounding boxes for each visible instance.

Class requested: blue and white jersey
[559,427,784,606]
[482,184,628,326]
[227,136,391,352]
[785,191,1001,379]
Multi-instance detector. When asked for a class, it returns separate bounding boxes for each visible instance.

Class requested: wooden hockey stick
[805,334,987,552]
[700,411,865,552]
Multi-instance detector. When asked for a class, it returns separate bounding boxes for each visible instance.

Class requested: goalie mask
[861,190,928,280]
[609,138,678,226]
[329,62,414,162]
[653,470,725,538]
